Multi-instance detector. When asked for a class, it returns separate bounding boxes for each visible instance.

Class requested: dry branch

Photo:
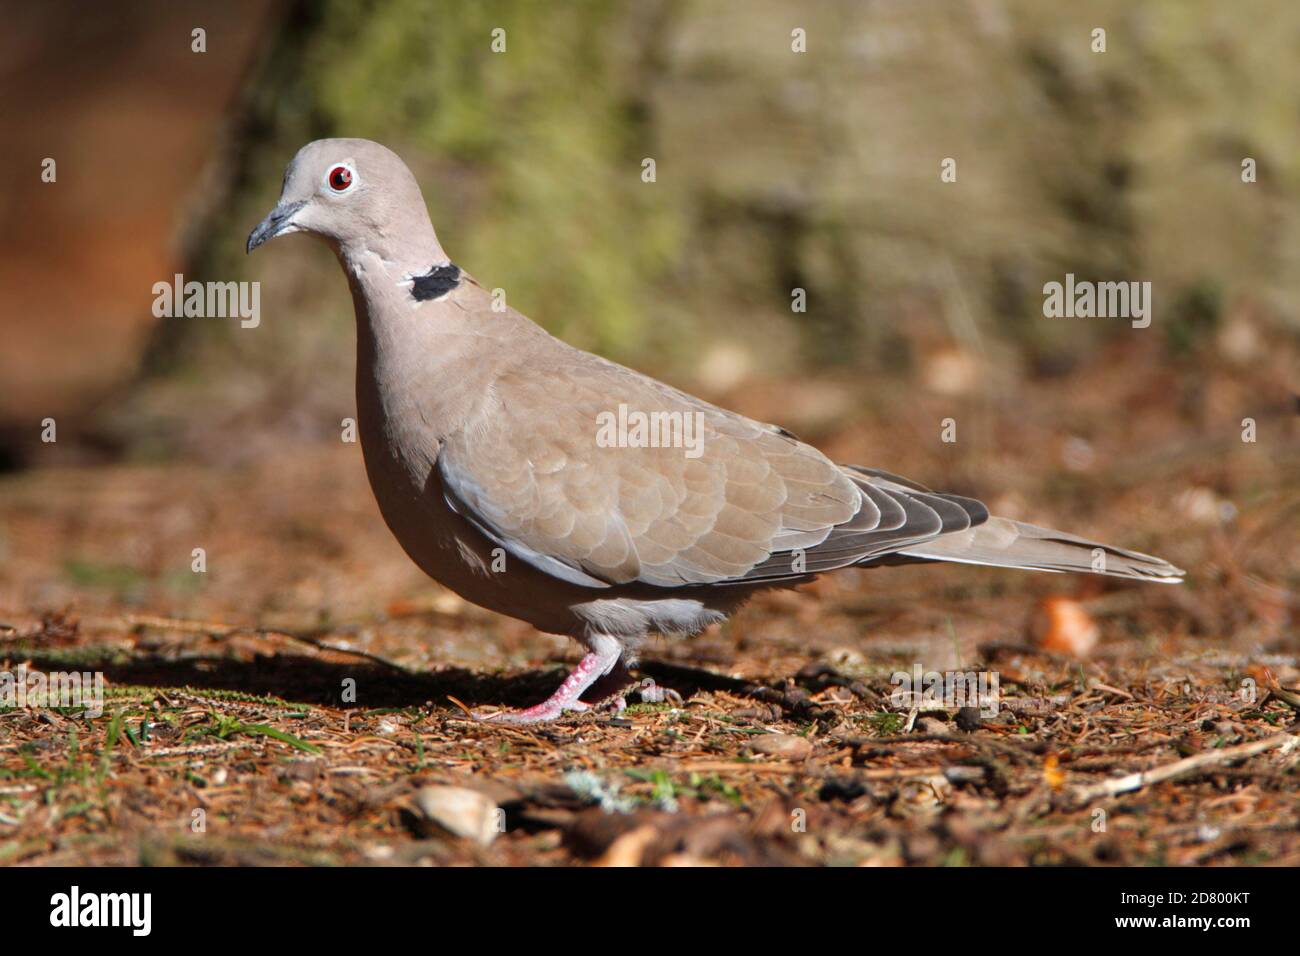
[1066,733,1300,807]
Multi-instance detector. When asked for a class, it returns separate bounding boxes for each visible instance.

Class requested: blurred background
[0,0,1296,664]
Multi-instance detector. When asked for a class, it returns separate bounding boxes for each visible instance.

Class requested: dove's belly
[357,422,740,645]
[359,431,742,643]
[354,414,570,634]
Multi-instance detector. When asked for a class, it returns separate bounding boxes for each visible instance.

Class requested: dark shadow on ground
[10,645,851,715]
[13,647,567,709]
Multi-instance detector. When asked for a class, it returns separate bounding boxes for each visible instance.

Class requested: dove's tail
[839,466,1184,584]
[890,515,1184,583]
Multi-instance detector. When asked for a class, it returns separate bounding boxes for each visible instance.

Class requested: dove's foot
[479,640,621,724]
[631,677,683,705]
[481,697,588,723]
[596,679,685,715]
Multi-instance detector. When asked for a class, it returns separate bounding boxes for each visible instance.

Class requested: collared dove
[248,139,1183,722]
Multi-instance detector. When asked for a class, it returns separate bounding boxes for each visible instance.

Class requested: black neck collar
[411,262,461,302]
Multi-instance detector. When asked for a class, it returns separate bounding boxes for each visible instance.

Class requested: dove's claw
[600,695,628,715]
[479,699,588,723]
[591,677,683,714]
[633,678,682,705]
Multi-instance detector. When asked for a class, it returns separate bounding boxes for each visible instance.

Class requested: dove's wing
[435,345,984,589]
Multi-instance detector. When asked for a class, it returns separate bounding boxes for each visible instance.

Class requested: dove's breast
[350,301,617,636]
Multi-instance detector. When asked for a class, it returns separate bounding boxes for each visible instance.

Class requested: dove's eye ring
[327,165,354,192]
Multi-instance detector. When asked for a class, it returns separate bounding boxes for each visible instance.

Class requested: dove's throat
[340,241,525,495]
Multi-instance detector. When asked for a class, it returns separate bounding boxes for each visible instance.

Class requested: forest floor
[1,344,1297,866]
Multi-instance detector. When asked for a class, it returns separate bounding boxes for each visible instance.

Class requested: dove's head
[246,138,438,259]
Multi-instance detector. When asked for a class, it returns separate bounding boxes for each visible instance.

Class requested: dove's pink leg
[482,639,622,723]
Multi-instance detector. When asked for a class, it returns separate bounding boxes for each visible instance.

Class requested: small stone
[1176,487,1231,526]
[413,786,501,846]
[1030,596,1099,658]
[818,776,868,802]
[915,716,947,735]
[750,734,812,760]
[594,825,659,867]
[278,759,323,783]
[921,347,980,396]
[890,775,951,818]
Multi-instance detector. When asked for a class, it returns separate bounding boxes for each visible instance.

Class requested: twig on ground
[105,613,410,674]
[1066,733,1300,807]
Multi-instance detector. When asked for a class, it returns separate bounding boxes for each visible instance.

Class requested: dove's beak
[246,199,307,254]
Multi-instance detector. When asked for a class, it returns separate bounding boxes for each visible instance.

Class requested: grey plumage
[248,138,1184,721]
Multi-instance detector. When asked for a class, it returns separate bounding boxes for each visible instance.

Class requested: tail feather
[888,516,1185,583]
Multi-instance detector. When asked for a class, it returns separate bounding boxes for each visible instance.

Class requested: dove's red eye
[328,165,353,191]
